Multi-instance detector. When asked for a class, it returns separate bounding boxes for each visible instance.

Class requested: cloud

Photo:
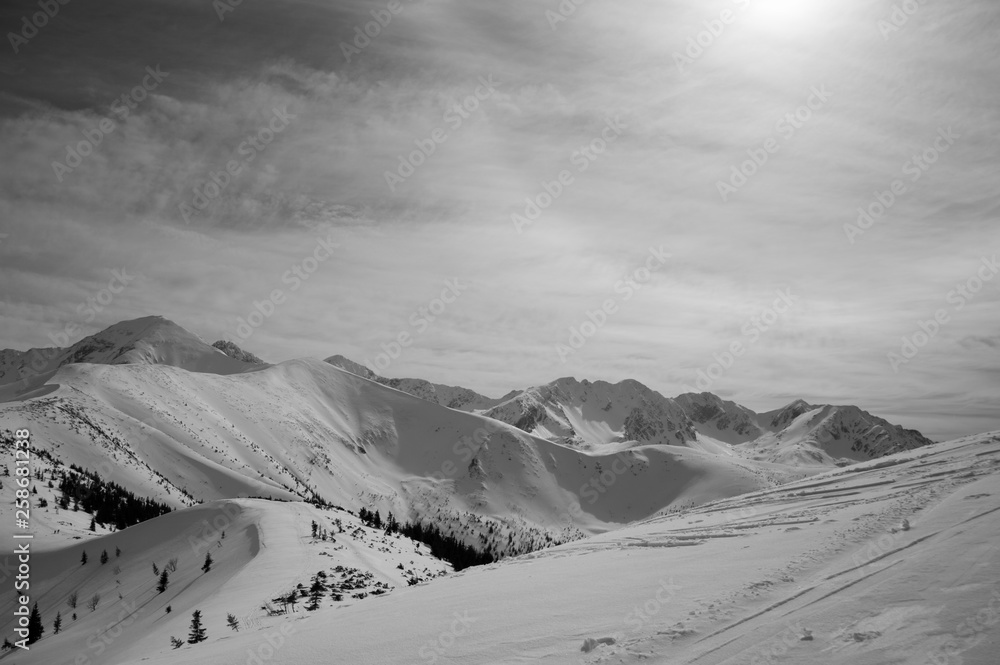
[0,0,998,441]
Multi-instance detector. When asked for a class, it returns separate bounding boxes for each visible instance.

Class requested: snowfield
[2,432,996,665]
[0,317,992,665]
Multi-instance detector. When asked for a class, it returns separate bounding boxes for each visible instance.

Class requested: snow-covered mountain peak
[0,315,262,387]
[484,376,697,449]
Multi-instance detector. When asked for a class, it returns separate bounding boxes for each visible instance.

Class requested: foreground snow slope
[9,431,995,665]
[0,499,450,665]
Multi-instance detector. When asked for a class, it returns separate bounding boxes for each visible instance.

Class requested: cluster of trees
[357,507,400,532]
[397,521,494,571]
[1,601,65,650]
[357,507,493,571]
[57,464,172,529]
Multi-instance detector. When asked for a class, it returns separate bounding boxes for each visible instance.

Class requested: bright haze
[1,0,998,441]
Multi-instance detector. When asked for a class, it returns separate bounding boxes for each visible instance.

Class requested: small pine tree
[187,610,207,644]
[311,520,318,538]
[306,574,325,611]
[115,546,121,558]
[89,516,96,531]
[53,611,62,634]
[201,552,212,573]
[27,603,44,644]
[80,551,88,565]
[157,570,169,593]
[100,550,109,565]
[170,636,184,649]
[166,605,172,614]
[226,613,240,631]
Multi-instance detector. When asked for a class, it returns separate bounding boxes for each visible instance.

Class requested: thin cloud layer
[1,0,998,441]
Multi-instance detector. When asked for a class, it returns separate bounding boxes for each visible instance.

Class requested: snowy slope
[0,316,263,387]
[7,432,996,665]
[483,377,698,449]
[0,498,450,664]
[0,358,794,560]
[324,355,509,411]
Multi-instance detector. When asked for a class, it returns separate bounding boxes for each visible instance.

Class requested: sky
[0,0,998,442]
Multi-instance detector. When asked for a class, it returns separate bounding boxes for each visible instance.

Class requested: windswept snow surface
[4,432,996,665]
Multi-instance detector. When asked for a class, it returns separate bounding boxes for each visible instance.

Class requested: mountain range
[0,315,994,665]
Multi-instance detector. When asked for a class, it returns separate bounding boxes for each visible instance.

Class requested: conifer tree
[226,613,240,631]
[306,574,325,611]
[157,570,169,593]
[80,551,88,565]
[187,610,207,644]
[100,550,109,564]
[27,603,44,644]
[201,552,213,573]
[53,612,62,634]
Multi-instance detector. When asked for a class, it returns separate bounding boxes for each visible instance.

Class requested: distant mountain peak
[212,340,265,365]
[485,376,697,449]
[0,315,262,386]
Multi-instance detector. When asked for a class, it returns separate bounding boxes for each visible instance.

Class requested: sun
[743,0,828,32]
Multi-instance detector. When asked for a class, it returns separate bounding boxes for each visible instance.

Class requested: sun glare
[743,0,828,33]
